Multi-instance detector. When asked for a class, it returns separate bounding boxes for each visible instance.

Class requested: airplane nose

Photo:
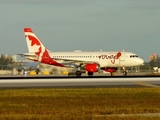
[135,58,144,65]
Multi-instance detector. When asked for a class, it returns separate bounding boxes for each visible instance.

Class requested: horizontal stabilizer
[17,53,37,57]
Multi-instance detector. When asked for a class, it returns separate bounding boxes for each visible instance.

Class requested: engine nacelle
[85,63,100,72]
[104,67,117,73]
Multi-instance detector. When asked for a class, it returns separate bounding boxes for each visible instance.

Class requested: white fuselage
[46,51,144,68]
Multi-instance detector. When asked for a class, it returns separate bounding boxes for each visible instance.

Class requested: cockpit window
[130,55,138,58]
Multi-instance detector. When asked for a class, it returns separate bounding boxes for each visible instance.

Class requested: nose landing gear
[123,71,127,76]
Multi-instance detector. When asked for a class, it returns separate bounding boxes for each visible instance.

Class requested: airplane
[19,28,144,76]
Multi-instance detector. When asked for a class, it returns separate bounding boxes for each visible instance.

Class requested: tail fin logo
[24,28,42,56]
[26,35,42,56]
[27,35,40,46]
[24,28,64,67]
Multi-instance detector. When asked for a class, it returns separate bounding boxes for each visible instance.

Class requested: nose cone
[135,58,144,65]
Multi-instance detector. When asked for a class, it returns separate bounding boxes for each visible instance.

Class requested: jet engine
[85,63,100,72]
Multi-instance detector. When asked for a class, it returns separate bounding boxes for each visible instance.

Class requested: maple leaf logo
[26,35,41,54]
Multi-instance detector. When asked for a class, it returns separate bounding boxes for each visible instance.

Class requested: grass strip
[0,88,160,120]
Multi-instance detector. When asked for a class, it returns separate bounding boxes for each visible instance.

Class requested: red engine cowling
[104,68,117,73]
[85,63,100,72]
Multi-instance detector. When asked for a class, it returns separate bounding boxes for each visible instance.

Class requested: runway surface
[0,75,160,88]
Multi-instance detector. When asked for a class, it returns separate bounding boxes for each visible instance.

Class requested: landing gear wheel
[123,71,127,76]
[36,69,40,74]
[88,72,93,76]
[17,68,22,75]
[76,71,82,77]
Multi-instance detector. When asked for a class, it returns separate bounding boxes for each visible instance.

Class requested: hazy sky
[0,0,160,62]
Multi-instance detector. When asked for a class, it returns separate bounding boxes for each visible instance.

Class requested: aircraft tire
[88,72,93,76]
[76,71,82,77]
[36,69,40,74]
[123,71,127,76]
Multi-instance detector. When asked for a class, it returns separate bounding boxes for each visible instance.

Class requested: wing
[53,57,97,63]
[53,57,99,68]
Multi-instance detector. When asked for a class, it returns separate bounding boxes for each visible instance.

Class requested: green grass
[0,88,160,120]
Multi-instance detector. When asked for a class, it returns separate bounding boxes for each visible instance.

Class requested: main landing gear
[75,71,93,77]
[75,71,82,77]
[87,72,93,76]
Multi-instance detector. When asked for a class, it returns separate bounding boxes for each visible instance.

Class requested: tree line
[149,54,160,67]
[0,54,15,70]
